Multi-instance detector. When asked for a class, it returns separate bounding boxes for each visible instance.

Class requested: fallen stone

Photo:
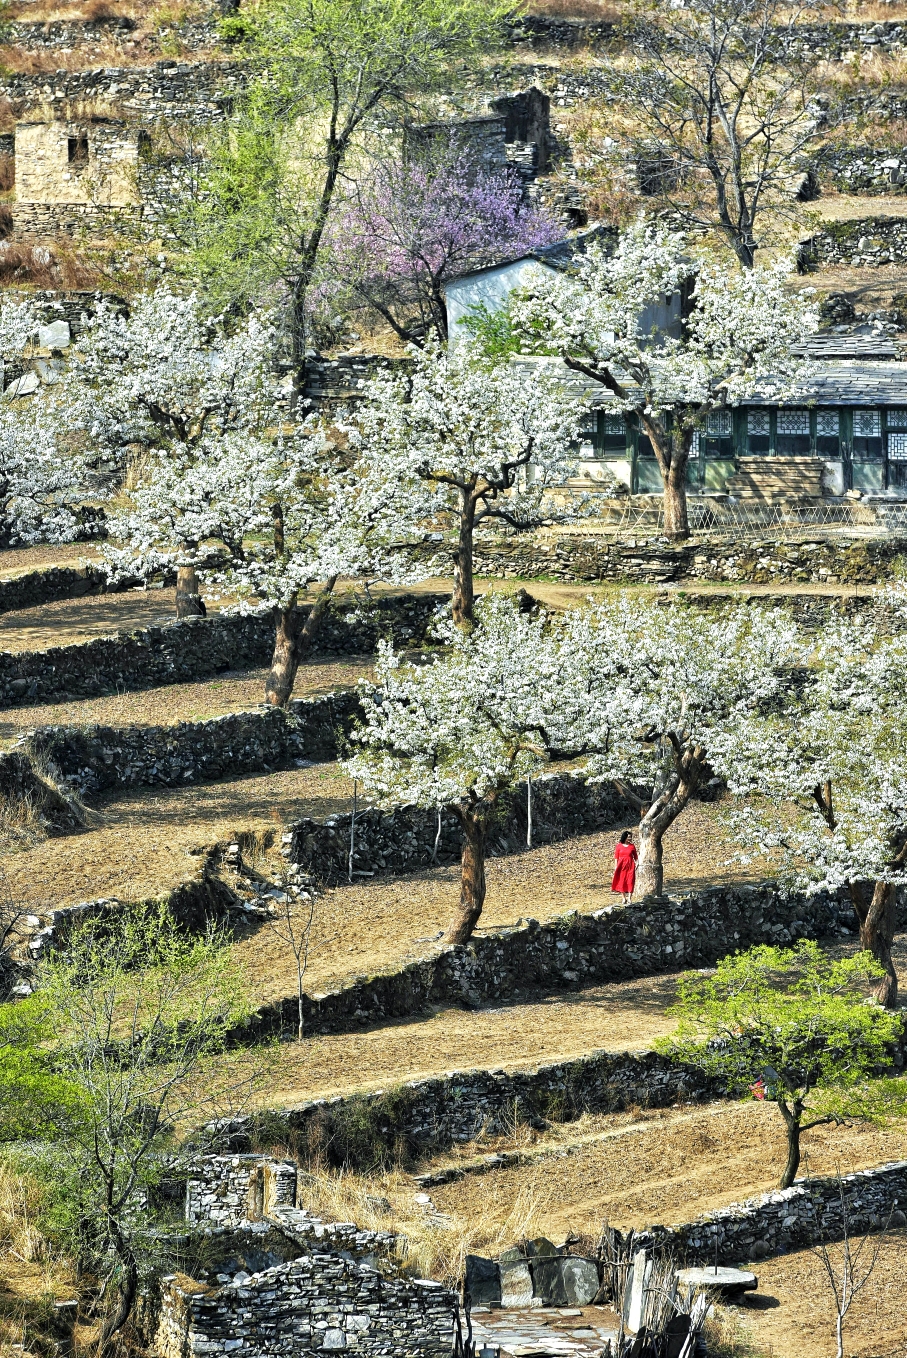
[38,320,70,349]
[499,1259,534,1307]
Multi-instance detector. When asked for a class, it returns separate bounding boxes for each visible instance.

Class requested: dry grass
[5,0,212,22]
[515,0,623,19]
[0,1162,76,1356]
[734,1232,907,1358]
[293,1163,560,1288]
[0,586,227,653]
[426,1100,907,1245]
[0,239,106,290]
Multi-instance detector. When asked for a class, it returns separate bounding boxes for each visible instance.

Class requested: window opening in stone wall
[854,408,883,458]
[68,135,89,166]
[746,408,771,454]
[776,409,811,455]
[816,410,840,456]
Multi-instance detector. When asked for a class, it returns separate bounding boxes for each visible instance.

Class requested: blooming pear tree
[711,613,907,1008]
[107,416,419,707]
[509,221,817,538]
[658,941,907,1189]
[62,289,282,617]
[553,598,801,898]
[0,297,96,547]
[344,594,561,943]
[352,340,582,628]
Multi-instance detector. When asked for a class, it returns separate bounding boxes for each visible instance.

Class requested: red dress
[611,842,638,894]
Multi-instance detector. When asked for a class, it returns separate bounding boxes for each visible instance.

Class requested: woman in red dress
[611,830,638,905]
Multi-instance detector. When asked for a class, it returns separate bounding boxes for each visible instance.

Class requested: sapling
[657,941,907,1189]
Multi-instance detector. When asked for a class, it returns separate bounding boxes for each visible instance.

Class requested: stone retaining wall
[281,769,631,885]
[797,216,907,269]
[635,1161,907,1264]
[243,880,857,1047]
[6,17,219,53]
[24,690,361,794]
[0,59,247,121]
[0,563,122,615]
[473,532,907,587]
[819,143,907,194]
[0,593,443,707]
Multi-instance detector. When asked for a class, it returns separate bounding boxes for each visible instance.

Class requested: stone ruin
[151,1154,457,1357]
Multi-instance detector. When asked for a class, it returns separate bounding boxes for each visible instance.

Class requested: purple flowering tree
[327,151,561,343]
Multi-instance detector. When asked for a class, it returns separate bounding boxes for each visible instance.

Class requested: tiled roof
[791,333,900,361]
[513,356,907,407]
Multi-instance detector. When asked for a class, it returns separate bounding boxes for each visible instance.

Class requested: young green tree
[184,0,509,389]
[23,906,255,1348]
[658,942,907,1190]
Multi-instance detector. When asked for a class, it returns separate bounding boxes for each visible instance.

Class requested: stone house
[148,1155,458,1358]
[12,117,143,239]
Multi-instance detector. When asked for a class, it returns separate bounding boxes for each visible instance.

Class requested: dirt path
[0,587,227,651]
[0,657,373,741]
[0,543,103,578]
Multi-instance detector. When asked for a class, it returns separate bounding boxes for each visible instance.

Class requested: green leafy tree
[657,942,907,1189]
[182,0,508,389]
[18,906,256,1349]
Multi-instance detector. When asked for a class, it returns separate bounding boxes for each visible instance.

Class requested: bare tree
[0,865,27,1001]
[813,1174,894,1358]
[595,0,829,267]
[265,882,317,1042]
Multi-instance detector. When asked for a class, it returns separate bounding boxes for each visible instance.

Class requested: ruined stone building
[12,117,143,239]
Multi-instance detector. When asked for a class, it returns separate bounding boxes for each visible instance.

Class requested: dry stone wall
[635,1161,907,1264]
[281,769,631,885]
[0,59,247,121]
[472,533,907,588]
[156,1254,455,1358]
[797,216,907,268]
[0,593,443,706]
[24,690,361,794]
[0,563,126,614]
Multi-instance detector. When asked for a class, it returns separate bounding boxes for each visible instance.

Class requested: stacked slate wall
[0,594,444,706]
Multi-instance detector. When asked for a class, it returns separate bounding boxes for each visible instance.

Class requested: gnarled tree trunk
[850,880,898,1009]
[615,738,704,900]
[175,563,204,617]
[777,1102,802,1190]
[446,803,489,945]
[265,575,339,707]
[662,452,690,540]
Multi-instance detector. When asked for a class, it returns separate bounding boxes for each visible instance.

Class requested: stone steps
[725,457,827,501]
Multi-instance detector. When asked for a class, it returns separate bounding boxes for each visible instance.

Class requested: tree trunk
[780,1114,801,1190]
[175,563,204,617]
[98,1217,138,1351]
[631,754,698,899]
[446,808,487,944]
[855,881,899,1009]
[452,493,476,630]
[636,813,665,899]
[264,576,338,708]
[663,450,690,540]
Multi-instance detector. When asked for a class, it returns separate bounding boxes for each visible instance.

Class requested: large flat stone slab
[675,1266,758,1294]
